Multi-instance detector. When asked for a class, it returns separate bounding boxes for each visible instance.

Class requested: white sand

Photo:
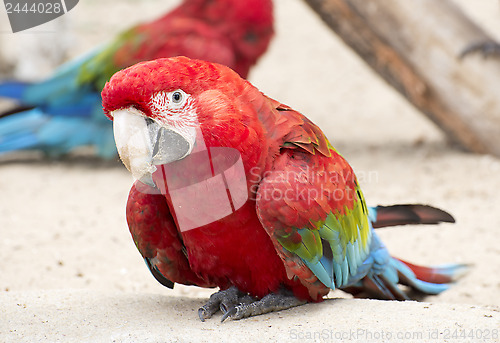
[1,290,498,342]
[1,0,499,341]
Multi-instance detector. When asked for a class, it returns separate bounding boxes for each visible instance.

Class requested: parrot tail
[343,258,468,301]
[394,258,469,290]
[369,204,455,229]
[342,233,468,301]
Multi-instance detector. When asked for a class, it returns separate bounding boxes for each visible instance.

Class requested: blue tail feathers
[0,108,116,157]
[0,81,31,101]
[0,46,116,158]
[390,258,451,295]
[341,231,468,300]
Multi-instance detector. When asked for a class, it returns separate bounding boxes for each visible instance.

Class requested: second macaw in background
[0,0,273,158]
[102,56,467,322]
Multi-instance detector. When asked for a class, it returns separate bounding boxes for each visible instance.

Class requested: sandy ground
[1,0,500,342]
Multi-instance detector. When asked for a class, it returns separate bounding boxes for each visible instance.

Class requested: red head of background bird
[114,0,274,81]
[172,0,274,76]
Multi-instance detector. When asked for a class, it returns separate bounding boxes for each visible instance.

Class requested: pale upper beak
[112,107,195,187]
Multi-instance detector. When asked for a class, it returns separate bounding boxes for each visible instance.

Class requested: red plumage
[127,182,215,287]
[113,0,274,79]
[103,57,465,320]
[103,57,331,301]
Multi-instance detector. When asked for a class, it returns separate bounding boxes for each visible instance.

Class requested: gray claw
[220,307,237,322]
[198,308,206,322]
[198,287,250,322]
[198,307,210,322]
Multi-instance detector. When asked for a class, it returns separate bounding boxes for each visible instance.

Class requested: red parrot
[0,0,273,158]
[102,57,467,321]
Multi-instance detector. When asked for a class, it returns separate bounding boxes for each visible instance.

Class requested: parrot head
[102,56,267,187]
[183,0,274,76]
[213,0,273,59]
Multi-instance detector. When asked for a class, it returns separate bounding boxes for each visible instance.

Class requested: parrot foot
[198,286,255,322]
[460,40,500,59]
[198,287,307,322]
[219,288,306,322]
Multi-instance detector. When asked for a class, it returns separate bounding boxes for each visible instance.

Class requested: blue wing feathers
[0,108,116,156]
[0,46,115,158]
[0,81,31,101]
[303,222,372,290]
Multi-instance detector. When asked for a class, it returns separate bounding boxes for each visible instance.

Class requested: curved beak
[112,107,194,187]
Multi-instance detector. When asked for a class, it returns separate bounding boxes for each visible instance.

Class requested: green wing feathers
[264,181,372,290]
[256,102,372,294]
[77,28,142,90]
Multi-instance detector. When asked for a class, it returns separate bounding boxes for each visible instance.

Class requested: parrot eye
[172,92,182,102]
[170,90,185,105]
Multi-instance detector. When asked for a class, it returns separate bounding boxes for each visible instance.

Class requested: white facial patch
[149,90,199,153]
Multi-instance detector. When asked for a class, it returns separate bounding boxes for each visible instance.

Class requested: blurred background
[0,0,499,309]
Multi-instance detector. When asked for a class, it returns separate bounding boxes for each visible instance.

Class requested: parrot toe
[198,287,255,322]
[220,289,307,322]
[460,40,500,59]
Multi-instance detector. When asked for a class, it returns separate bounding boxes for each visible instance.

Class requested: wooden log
[303,0,500,156]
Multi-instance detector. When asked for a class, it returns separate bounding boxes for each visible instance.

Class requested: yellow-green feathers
[282,185,372,289]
